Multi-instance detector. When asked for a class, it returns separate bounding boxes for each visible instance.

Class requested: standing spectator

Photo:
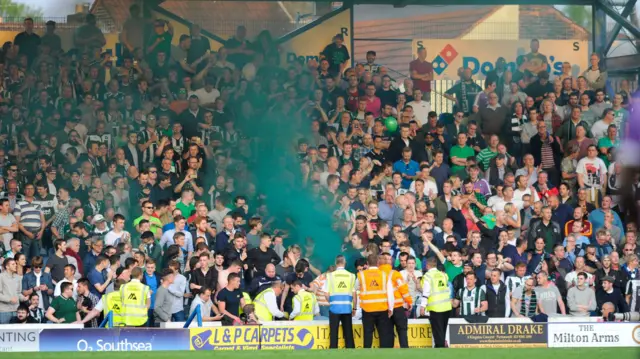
[153,268,176,326]
[13,18,40,65]
[88,255,113,297]
[53,264,78,299]
[510,277,538,319]
[22,256,54,311]
[46,240,69,283]
[147,19,173,60]
[534,271,566,317]
[190,253,218,296]
[0,198,18,250]
[0,259,26,323]
[567,272,596,316]
[576,145,607,207]
[75,278,100,327]
[45,282,79,324]
[73,14,106,55]
[409,47,433,100]
[167,260,188,321]
[596,276,628,314]
[530,123,562,186]
[453,271,488,316]
[142,259,160,326]
[321,34,350,76]
[217,272,247,325]
[41,21,62,55]
[485,268,510,317]
[14,183,45,261]
[120,4,147,56]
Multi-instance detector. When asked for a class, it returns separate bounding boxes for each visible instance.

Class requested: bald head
[265,263,276,277]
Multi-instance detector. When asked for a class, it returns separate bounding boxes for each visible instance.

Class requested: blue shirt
[88,268,105,297]
[144,272,159,308]
[377,200,396,222]
[393,159,420,189]
[501,244,527,277]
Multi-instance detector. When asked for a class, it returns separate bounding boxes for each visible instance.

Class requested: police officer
[421,256,453,348]
[323,255,356,348]
[356,254,393,348]
[290,280,319,320]
[120,267,151,326]
[253,281,285,321]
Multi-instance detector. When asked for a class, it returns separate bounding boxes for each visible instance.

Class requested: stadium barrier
[1,320,638,352]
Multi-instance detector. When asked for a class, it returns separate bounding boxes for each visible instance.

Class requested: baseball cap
[601,276,615,283]
[92,214,106,223]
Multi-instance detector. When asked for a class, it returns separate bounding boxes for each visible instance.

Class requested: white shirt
[576,156,608,190]
[407,100,431,126]
[54,278,78,300]
[0,213,17,249]
[34,271,44,310]
[491,198,524,212]
[409,179,438,197]
[420,268,440,308]
[193,87,220,105]
[564,271,594,288]
[104,230,131,246]
[290,289,320,319]
[590,120,613,141]
[401,269,423,304]
[258,289,284,320]
[513,187,539,202]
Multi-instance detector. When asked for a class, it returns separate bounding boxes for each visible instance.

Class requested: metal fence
[0,16,120,33]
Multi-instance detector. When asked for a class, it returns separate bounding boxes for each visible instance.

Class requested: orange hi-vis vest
[380,264,413,309]
[358,267,388,312]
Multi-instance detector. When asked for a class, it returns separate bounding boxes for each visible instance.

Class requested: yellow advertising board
[190,322,432,350]
[278,7,351,67]
[412,39,588,80]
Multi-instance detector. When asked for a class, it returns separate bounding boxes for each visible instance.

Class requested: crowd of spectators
[0,6,639,328]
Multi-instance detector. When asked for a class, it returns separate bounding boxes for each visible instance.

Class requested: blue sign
[39,329,190,352]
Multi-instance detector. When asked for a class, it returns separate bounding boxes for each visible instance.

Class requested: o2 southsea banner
[190,323,432,350]
[0,330,39,352]
[39,329,190,352]
[548,323,640,348]
[449,323,547,348]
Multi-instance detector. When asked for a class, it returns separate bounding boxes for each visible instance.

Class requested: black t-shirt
[14,32,41,63]
[217,287,243,317]
[321,43,350,74]
[46,254,69,283]
[283,272,314,311]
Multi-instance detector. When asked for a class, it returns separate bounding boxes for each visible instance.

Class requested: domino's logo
[432,44,458,75]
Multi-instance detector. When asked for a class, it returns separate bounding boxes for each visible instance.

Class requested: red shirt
[409,59,433,93]
[365,96,381,118]
[346,88,362,112]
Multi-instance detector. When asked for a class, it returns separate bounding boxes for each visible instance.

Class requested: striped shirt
[138,128,160,165]
[540,139,555,169]
[505,275,527,295]
[14,200,44,232]
[476,148,497,171]
[456,285,487,316]
[32,194,58,222]
[625,279,640,313]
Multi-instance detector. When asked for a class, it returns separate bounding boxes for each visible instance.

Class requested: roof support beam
[604,53,640,73]
[597,0,640,41]
[603,0,637,54]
